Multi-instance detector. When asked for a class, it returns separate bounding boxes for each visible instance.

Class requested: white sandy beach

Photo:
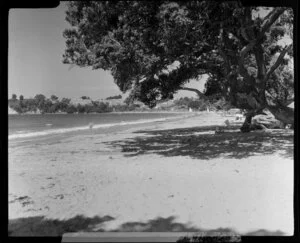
[8,112,294,235]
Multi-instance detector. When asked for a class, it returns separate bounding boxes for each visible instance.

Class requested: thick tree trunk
[240,113,253,133]
[240,104,294,132]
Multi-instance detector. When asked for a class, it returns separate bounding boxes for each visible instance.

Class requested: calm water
[8,112,184,139]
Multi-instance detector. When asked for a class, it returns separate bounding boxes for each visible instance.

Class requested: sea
[8,112,186,140]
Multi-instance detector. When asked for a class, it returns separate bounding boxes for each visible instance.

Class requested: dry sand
[8,112,294,235]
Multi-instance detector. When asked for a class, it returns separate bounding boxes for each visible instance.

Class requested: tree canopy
[63,1,294,128]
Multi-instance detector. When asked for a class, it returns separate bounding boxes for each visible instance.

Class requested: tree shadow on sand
[8,215,286,237]
[8,215,114,236]
[105,125,293,160]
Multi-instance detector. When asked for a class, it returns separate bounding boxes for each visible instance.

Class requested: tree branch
[254,44,266,80]
[282,98,294,107]
[240,42,256,60]
[238,36,256,80]
[237,8,287,80]
[238,48,252,80]
[180,87,207,99]
[219,49,231,74]
[264,44,292,82]
[260,8,286,38]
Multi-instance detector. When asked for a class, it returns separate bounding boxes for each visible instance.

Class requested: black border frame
[2,1,298,242]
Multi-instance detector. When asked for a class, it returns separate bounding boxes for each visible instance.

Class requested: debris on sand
[215,126,225,134]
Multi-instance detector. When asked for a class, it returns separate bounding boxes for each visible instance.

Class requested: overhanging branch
[237,8,287,80]
[264,44,292,82]
[260,8,286,38]
[180,87,207,99]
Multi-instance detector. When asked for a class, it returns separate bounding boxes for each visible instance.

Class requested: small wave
[8,117,173,140]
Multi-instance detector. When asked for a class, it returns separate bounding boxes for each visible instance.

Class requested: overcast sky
[8,2,205,100]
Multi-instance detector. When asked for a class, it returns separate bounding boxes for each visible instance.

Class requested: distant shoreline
[9,110,206,115]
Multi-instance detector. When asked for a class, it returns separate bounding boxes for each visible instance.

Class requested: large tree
[62,1,294,131]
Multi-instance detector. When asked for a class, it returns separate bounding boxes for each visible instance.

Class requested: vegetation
[9,93,231,114]
[173,97,231,111]
[62,1,294,131]
[106,94,122,100]
[8,94,112,114]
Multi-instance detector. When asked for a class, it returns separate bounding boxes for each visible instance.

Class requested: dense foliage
[62,1,294,129]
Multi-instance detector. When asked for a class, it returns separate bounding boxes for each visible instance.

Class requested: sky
[8,2,205,100]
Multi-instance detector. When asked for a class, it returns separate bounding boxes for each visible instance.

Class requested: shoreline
[8,110,208,115]
[8,112,198,141]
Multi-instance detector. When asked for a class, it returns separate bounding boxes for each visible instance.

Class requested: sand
[8,112,294,235]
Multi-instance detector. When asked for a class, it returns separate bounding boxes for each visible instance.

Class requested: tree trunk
[240,113,253,133]
[240,104,294,132]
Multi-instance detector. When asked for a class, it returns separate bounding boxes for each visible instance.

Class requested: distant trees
[173,96,232,111]
[106,95,122,100]
[66,105,77,114]
[81,96,90,100]
[12,94,17,100]
[8,94,115,114]
[9,93,235,114]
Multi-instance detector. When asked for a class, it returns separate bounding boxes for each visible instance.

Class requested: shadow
[8,215,287,237]
[244,229,286,236]
[112,216,200,232]
[8,215,114,236]
[104,125,294,160]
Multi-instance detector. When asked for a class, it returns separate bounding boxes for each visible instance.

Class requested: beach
[8,112,294,236]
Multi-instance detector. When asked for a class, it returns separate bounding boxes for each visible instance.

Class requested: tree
[34,94,46,111]
[63,1,294,131]
[12,103,23,114]
[12,94,17,100]
[76,103,86,113]
[59,98,71,111]
[43,99,54,113]
[66,105,77,114]
[23,98,36,112]
[51,95,59,102]
[19,95,24,101]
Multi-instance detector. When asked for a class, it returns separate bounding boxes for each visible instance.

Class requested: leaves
[62,1,293,112]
